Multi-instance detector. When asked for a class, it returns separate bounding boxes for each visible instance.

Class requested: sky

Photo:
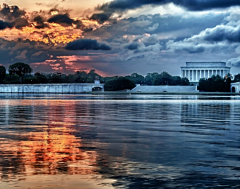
[1,0,240,76]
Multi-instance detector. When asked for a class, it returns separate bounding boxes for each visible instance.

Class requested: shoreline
[90,91,239,95]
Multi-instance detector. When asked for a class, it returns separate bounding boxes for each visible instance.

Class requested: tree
[154,71,172,85]
[9,62,32,83]
[74,71,88,83]
[104,77,136,91]
[181,77,190,85]
[66,74,75,83]
[23,75,38,84]
[234,73,240,82]
[145,72,159,85]
[4,74,21,84]
[0,65,6,83]
[225,73,233,80]
[198,75,230,92]
[126,73,145,84]
[87,69,101,82]
[170,76,182,85]
[34,72,48,83]
[49,72,66,83]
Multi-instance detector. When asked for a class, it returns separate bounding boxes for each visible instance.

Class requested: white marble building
[181,62,231,83]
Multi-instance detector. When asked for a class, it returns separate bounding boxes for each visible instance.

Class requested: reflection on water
[0,94,240,188]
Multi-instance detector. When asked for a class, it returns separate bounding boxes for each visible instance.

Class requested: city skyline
[1,1,240,76]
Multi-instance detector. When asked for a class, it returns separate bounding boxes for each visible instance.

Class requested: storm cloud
[65,39,111,50]
[201,25,240,43]
[0,4,25,20]
[48,14,83,28]
[99,0,240,12]
[126,43,139,50]
[227,57,240,67]
[0,4,29,29]
[92,0,240,23]
[90,13,111,24]
[0,20,12,30]
[33,16,48,29]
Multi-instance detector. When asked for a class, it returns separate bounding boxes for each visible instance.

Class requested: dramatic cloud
[65,39,111,50]
[0,20,12,30]
[47,14,83,28]
[201,25,240,43]
[0,4,29,29]
[92,0,240,23]
[165,11,240,55]
[1,1,240,75]
[0,4,25,20]
[33,16,48,29]
[126,43,139,50]
[98,0,240,12]
[227,57,240,67]
[90,13,111,24]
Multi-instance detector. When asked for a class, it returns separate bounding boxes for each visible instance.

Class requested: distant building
[181,62,231,84]
[231,82,240,93]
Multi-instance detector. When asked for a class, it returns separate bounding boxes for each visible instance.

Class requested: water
[0,94,240,188]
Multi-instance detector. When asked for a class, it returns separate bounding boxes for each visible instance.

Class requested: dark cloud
[87,13,227,43]
[99,0,240,12]
[14,18,29,29]
[48,14,75,26]
[182,46,205,54]
[94,0,240,23]
[0,4,29,29]
[0,4,26,21]
[0,20,13,30]
[176,0,240,11]
[47,14,83,28]
[90,13,111,24]
[33,16,48,29]
[0,38,51,66]
[227,57,240,67]
[202,25,240,43]
[65,39,111,50]
[126,43,139,50]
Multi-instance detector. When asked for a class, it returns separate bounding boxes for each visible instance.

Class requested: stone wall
[0,83,104,93]
[131,85,198,93]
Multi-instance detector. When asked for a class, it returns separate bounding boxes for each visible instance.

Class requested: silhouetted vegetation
[233,73,240,82]
[6,63,239,94]
[125,71,190,86]
[1,63,190,87]
[104,77,135,91]
[9,62,33,83]
[198,75,231,92]
[0,66,6,84]
[153,71,190,85]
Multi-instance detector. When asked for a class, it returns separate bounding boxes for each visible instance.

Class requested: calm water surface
[0,94,240,188]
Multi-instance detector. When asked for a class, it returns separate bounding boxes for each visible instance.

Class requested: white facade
[181,62,231,83]
[231,82,240,93]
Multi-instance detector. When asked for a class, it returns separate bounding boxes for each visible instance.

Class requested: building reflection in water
[181,97,231,127]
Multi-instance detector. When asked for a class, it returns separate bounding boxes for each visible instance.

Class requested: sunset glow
[1,1,240,75]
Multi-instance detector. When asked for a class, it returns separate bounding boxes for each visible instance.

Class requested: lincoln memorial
[181,62,231,83]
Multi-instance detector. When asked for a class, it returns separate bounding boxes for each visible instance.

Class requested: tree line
[2,62,236,92]
[0,62,190,89]
[198,74,232,92]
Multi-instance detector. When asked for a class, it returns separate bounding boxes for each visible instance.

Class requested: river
[0,94,239,188]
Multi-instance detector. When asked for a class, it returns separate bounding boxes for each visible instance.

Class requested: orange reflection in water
[21,124,97,175]
[0,99,98,180]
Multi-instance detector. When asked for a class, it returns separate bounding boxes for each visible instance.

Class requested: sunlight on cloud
[123,3,185,18]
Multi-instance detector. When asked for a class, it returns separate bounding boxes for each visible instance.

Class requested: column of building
[182,68,230,82]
